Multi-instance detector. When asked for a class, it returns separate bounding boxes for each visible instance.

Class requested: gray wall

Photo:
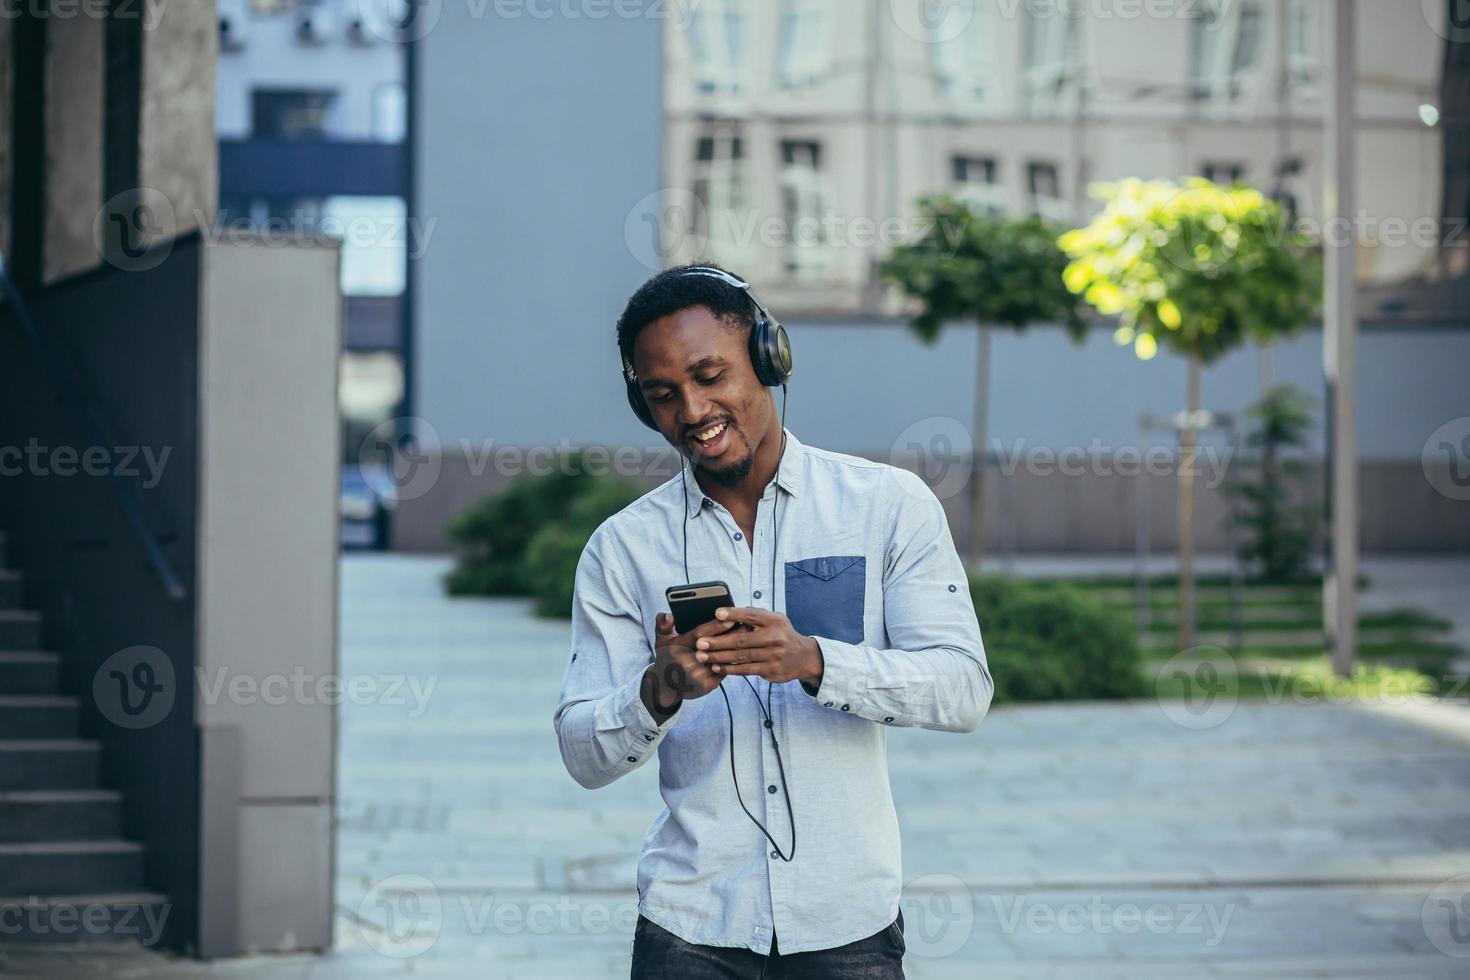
[397,313,1470,552]
[412,1,664,451]
[197,236,341,955]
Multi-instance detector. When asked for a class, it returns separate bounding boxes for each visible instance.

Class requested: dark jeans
[631,909,905,980]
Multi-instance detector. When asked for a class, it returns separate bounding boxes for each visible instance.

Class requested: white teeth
[694,422,727,443]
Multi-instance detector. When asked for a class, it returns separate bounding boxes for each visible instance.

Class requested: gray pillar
[1323,0,1358,676]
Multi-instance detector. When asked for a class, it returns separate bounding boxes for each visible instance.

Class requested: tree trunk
[1177,350,1201,651]
[968,324,993,571]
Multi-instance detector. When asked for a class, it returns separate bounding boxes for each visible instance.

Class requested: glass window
[252,88,337,139]
[1021,8,1079,117]
[1191,0,1264,104]
[1027,161,1068,223]
[321,196,408,297]
[687,0,744,95]
[691,130,754,268]
[779,140,830,279]
[1202,161,1246,184]
[952,155,1006,215]
[1286,0,1319,97]
[778,0,830,88]
[932,1,998,106]
[372,83,407,143]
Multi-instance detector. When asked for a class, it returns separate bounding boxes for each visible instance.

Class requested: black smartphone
[666,581,736,634]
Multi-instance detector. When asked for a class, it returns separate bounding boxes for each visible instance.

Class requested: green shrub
[970,575,1143,703]
[443,453,630,596]
[525,477,645,618]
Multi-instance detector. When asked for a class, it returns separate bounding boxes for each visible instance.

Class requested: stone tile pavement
[3,553,1469,978]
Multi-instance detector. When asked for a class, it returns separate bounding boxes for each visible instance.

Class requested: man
[553,264,993,979]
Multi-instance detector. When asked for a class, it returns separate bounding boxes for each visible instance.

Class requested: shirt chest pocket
[784,555,866,645]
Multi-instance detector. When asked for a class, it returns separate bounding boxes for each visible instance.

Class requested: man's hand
[692,607,824,687]
[641,612,738,721]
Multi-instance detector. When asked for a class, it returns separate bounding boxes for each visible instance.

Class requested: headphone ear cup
[625,377,659,431]
[749,319,793,387]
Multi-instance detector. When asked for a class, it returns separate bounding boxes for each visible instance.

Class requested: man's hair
[616,263,755,371]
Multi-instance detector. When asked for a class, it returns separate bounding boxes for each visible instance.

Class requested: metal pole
[1323,0,1359,677]
[1135,418,1152,642]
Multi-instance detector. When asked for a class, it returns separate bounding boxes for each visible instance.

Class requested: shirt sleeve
[552,522,682,789]
[799,467,993,733]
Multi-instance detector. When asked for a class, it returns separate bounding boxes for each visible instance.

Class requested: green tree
[1059,178,1320,649]
[881,196,1084,569]
[1224,385,1319,583]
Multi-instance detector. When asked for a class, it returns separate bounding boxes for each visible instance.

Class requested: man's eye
[651,392,673,404]
[698,373,724,385]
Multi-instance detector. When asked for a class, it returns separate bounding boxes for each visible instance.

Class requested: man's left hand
[694,607,824,687]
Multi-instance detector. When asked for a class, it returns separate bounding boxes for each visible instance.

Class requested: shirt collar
[684,427,805,519]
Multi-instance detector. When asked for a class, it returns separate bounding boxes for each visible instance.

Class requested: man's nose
[677,387,715,428]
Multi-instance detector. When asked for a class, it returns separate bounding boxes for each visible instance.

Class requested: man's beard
[692,431,754,488]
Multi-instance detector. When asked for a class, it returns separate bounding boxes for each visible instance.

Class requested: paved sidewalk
[3,554,1469,978]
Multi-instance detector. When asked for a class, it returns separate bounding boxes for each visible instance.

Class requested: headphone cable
[681,384,795,862]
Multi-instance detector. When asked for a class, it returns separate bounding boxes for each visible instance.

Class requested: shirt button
[733,532,743,541]
[764,719,773,729]
[644,734,655,741]
[770,850,780,860]
[767,785,777,794]
[884,716,894,723]
[824,701,833,707]
[702,497,713,508]
[626,756,637,762]
[754,590,762,599]
[949,584,957,593]
[841,704,850,711]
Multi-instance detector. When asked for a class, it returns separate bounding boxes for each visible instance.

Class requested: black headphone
[620,267,794,431]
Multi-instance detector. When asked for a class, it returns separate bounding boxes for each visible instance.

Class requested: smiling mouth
[688,420,732,458]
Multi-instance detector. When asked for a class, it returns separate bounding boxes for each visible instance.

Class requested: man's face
[633,305,772,488]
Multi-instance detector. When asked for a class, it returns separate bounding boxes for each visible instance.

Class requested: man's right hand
[642,612,737,721]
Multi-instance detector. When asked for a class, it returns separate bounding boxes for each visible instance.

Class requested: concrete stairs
[0,532,168,945]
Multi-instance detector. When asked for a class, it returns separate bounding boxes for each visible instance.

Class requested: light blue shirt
[552,428,993,955]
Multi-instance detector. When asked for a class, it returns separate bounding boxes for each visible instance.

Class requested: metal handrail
[0,255,187,601]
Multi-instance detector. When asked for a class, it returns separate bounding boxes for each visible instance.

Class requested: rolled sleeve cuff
[799,636,867,714]
[601,668,682,771]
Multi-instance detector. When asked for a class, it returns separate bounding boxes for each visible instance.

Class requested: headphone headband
[621,266,793,430]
